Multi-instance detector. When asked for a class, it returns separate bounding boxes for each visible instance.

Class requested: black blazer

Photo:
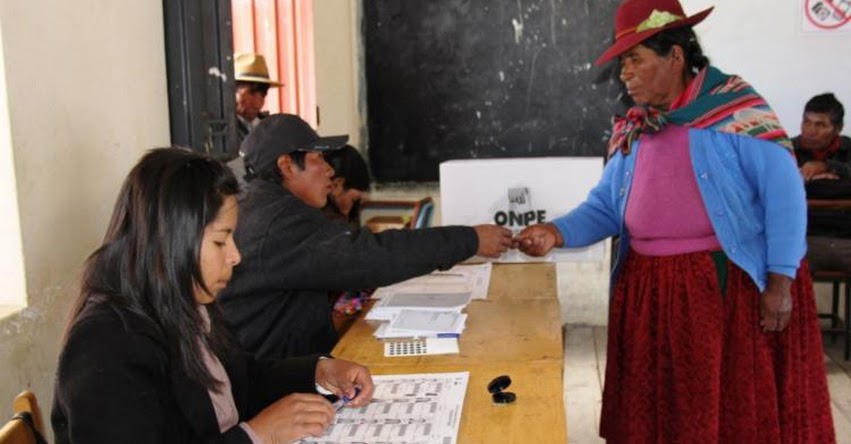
[51,300,320,444]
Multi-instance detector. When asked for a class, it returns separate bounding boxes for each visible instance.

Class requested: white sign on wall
[801,0,851,33]
[440,157,605,263]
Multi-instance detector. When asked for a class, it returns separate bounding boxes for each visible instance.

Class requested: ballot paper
[373,311,467,339]
[372,262,493,300]
[365,291,471,321]
[299,372,469,444]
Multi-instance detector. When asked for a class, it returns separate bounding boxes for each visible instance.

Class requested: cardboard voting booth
[440,157,605,262]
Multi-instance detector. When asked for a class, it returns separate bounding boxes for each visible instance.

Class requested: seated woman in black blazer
[51,147,374,444]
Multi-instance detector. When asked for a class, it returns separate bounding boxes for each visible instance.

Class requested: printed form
[300,372,469,444]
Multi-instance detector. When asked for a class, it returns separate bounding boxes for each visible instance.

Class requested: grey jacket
[217,179,478,359]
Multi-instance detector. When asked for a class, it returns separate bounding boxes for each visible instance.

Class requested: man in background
[217,113,513,359]
[794,92,851,181]
[793,93,851,272]
[229,52,282,188]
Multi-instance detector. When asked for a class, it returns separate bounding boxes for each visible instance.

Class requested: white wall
[314,0,364,146]
[683,0,851,136]
[0,0,170,428]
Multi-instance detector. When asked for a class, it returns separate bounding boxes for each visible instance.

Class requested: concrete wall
[0,0,170,429]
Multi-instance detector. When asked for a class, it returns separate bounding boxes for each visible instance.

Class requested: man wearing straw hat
[234,52,283,145]
[229,53,283,187]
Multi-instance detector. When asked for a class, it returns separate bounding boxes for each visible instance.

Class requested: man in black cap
[217,113,514,359]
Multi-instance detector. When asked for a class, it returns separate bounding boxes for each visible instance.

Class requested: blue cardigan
[552,127,807,292]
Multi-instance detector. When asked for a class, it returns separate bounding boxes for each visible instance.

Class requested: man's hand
[472,225,514,257]
[800,160,830,181]
[513,223,564,257]
[760,273,793,333]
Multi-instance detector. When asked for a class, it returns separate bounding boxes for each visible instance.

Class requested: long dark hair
[67,147,239,390]
[641,26,710,75]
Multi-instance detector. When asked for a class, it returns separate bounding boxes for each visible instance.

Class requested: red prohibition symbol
[804,0,851,29]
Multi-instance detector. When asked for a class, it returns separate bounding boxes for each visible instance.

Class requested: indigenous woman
[516,0,835,442]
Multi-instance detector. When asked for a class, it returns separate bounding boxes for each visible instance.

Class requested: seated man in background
[793,93,851,271]
[793,92,851,181]
[322,144,373,323]
[217,113,513,360]
[323,144,371,230]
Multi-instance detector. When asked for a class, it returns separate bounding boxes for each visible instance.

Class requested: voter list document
[300,372,469,444]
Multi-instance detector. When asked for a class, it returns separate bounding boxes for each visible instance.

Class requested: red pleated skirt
[599,250,835,443]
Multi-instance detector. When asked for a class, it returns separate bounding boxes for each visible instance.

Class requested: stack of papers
[365,291,472,321]
[368,264,492,340]
[372,262,493,300]
[374,310,467,339]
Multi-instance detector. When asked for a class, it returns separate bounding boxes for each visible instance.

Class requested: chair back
[361,196,435,232]
[0,391,47,444]
[411,197,434,229]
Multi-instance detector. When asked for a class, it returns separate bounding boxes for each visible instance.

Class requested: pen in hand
[332,387,361,411]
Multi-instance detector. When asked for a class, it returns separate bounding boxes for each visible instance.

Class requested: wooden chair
[362,197,434,232]
[0,391,46,444]
[808,198,851,361]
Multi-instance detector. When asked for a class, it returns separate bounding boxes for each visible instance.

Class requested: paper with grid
[299,372,469,444]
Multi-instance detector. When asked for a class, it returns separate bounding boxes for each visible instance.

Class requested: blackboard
[365,0,627,182]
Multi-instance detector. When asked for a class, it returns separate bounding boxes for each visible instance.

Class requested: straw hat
[595,0,713,66]
[234,53,283,86]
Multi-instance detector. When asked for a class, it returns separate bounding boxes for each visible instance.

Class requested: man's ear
[277,154,294,179]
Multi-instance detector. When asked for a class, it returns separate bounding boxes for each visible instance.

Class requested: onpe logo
[493,187,547,230]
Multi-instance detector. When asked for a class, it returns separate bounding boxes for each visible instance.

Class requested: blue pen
[332,387,361,411]
[436,333,460,338]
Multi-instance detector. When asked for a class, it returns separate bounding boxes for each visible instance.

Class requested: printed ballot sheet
[300,372,469,444]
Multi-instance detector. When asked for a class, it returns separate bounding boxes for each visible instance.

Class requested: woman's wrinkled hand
[760,273,793,332]
[513,223,563,257]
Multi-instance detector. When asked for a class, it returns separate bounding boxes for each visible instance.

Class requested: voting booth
[440,157,605,262]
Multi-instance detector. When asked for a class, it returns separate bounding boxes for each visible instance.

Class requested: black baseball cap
[241,113,348,177]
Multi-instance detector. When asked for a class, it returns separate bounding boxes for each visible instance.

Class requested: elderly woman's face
[619,44,686,108]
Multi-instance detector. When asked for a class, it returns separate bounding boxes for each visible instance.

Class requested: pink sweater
[624,125,721,256]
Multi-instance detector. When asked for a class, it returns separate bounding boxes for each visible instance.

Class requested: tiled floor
[563,325,851,444]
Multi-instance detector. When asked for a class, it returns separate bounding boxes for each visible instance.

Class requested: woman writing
[52,148,374,443]
[516,0,834,441]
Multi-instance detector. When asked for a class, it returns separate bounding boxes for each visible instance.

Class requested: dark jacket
[793,135,851,179]
[51,300,319,444]
[217,180,478,359]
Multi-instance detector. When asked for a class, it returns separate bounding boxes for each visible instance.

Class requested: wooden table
[332,263,567,443]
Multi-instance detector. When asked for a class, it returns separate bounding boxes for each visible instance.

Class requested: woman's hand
[246,393,335,444]
[760,273,793,332]
[315,358,374,408]
[513,223,564,257]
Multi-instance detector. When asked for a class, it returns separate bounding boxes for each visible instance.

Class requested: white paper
[389,310,465,334]
[366,291,472,321]
[299,372,469,444]
[372,262,493,300]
